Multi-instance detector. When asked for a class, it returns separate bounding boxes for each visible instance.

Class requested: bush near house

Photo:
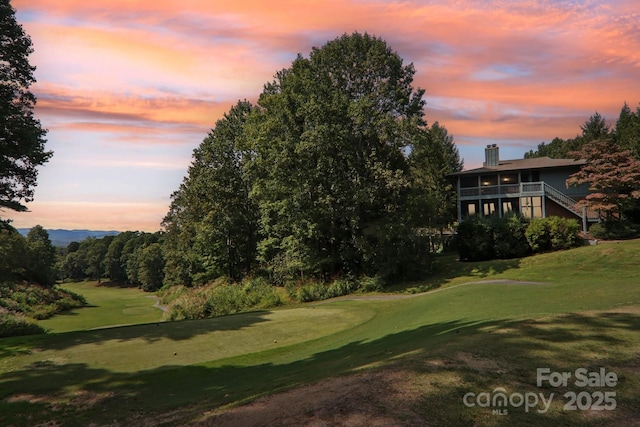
[457,215,581,261]
[589,220,640,240]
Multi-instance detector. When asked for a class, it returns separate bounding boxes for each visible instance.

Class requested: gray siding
[539,169,589,197]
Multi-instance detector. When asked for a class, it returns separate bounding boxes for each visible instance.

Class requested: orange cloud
[10,0,640,231]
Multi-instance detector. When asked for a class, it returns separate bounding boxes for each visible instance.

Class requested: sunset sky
[8,0,640,232]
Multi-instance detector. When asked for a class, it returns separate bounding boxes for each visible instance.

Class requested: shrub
[456,216,494,261]
[589,220,640,240]
[458,215,581,261]
[525,217,580,252]
[547,216,580,250]
[525,218,552,252]
[164,277,282,321]
[358,275,385,292]
[493,215,530,259]
[0,311,45,338]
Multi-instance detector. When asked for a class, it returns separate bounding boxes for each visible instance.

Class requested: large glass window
[520,196,543,218]
[462,201,478,217]
[482,200,498,216]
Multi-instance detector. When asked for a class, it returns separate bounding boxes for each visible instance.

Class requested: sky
[7,0,640,232]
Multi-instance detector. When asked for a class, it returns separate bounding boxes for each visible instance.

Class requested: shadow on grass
[0,311,273,356]
[95,281,140,289]
[2,310,639,426]
[395,254,523,293]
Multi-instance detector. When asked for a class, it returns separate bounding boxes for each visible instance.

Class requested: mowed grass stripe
[1,306,375,374]
[37,282,164,332]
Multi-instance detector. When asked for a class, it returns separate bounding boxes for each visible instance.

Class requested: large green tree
[246,32,428,281]
[0,0,51,214]
[567,140,640,219]
[408,122,462,233]
[163,100,258,284]
[614,102,640,158]
[24,224,55,285]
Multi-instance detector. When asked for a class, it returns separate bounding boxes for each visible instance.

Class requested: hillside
[16,228,119,247]
[1,240,639,425]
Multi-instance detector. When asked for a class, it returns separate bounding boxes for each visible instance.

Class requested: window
[483,201,496,216]
[481,175,498,186]
[460,176,479,188]
[500,173,518,184]
[462,201,478,217]
[520,196,543,218]
[467,203,476,216]
[502,200,514,214]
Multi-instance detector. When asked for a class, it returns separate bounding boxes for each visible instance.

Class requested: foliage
[566,139,640,218]
[163,100,258,285]
[246,32,427,283]
[456,216,495,261]
[162,33,455,288]
[164,277,282,321]
[0,222,58,287]
[524,218,551,252]
[0,0,52,214]
[0,280,86,323]
[546,216,580,250]
[524,104,640,160]
[614,102,640,158]
[59,231,165,290]
[0,310,45,337]
[589,220,640,240]
[408,122,463,231]
[0,221,27,281]
[24,225,56,285]
[493,214,530,259]
[137,243,165,291]
[458,215,580,261]
[524,111,614,159]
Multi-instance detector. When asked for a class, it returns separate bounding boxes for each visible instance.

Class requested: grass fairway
[37,281,164,332]
[1,240,640,426]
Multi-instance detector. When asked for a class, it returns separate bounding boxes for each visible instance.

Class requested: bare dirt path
[146,295,169,312]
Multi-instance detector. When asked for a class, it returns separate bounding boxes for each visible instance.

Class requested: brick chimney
[483,144,499,167]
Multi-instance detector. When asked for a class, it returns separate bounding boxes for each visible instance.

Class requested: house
[450,144,598,232]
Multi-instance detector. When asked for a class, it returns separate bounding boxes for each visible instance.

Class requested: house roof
[449,157,586,176]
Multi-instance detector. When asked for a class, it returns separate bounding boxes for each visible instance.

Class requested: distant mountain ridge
[17,228,120,247]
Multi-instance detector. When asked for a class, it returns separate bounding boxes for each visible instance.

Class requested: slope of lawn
[37,281,164,332]
[1,240,639,426]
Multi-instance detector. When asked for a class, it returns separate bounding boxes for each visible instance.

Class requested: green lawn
[1,240,640,426]
[37,282,164,332]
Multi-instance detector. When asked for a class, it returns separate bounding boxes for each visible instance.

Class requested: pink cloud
[9,0,640,230]
[10,201,166,232]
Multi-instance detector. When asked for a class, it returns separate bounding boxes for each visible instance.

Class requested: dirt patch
[193,370,428,426]
[455,351,501,372]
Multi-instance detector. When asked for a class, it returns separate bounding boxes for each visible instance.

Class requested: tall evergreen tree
[614,102,640,158]
[0,0,51,214]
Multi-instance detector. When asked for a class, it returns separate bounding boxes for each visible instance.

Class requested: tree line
[526,104,640,238]
[524,103,640,160]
